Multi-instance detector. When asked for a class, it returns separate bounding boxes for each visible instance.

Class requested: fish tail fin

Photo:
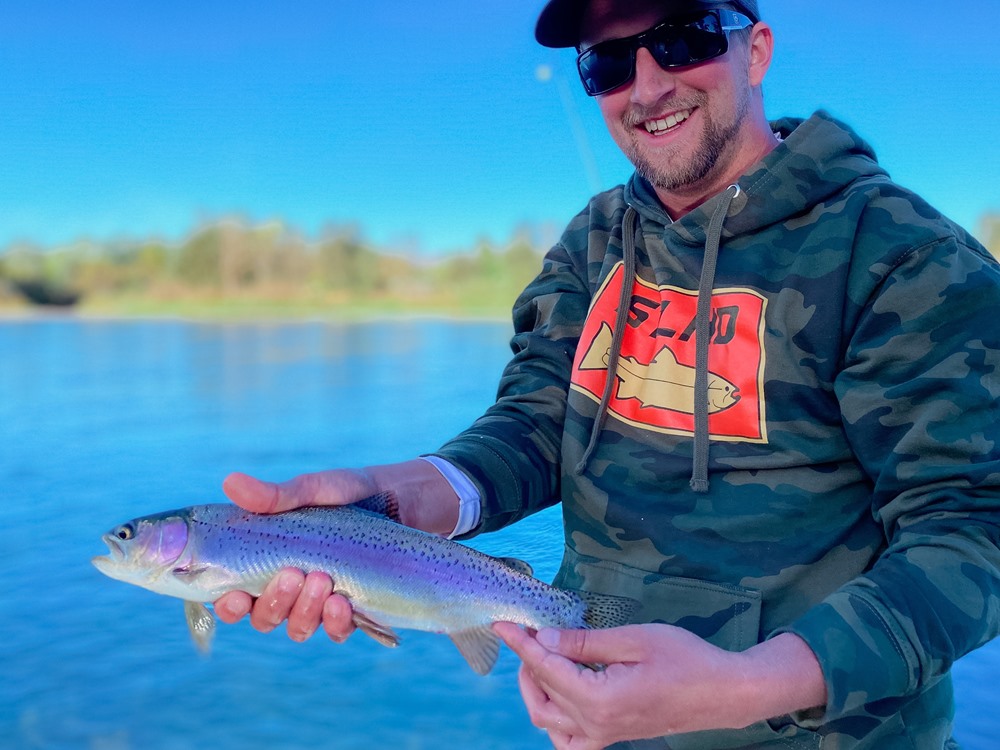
[577,590,640,630]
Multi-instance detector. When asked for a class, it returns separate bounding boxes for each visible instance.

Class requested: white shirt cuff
[419,455,482,538]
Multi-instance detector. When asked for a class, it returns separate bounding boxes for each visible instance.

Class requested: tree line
[0,220,552,316]
[2,214,997,316]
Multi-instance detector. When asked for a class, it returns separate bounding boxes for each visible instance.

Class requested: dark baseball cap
[535,0,761,48]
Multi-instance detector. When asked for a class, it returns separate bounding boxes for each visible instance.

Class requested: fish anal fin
[496,557,534,577]
[577,590,640,630]
[184,600,216,654]
[353,611,400,648]
[449,626,500,675]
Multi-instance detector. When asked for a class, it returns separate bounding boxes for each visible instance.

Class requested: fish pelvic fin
[184,600,216,654]
[449,626,500,676]
[496,557,534,577]
[577,590,640,630]
[353,491,401,523]
[353,612,401,649]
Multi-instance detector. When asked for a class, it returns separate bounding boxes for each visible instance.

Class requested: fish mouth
[91,534,124,570]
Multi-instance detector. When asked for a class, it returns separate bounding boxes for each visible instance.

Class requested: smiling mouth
[644,108,694,135]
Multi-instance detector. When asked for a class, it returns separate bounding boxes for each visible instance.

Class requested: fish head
[92,509,191,590]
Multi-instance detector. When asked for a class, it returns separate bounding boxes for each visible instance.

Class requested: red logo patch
[571,263,768,442]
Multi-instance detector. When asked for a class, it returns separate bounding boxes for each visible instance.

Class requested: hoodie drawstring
[690,184,740,493]
[574,206,638,475]
[574,184,740,493]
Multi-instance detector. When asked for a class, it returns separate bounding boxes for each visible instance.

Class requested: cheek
[597,94,632,143]
[136,519,189,565]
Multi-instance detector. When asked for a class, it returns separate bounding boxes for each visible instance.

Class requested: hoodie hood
[625,110,888,244]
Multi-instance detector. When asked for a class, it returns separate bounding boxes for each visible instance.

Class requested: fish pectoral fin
[184,601,216,654]
[496,557,534,577]
[577,590,641,630]
[353,612,400,649]
[172,564,211,582]
[449,626,500,676]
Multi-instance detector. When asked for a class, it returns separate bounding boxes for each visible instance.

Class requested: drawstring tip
[689,478,710,494]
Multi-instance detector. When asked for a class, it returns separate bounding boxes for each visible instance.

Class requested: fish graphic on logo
[580,322,741,415]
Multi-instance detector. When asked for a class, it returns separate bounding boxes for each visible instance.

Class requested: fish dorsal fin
[184,600,216,654]
[449,626,500,675]
[353,492,401,523]
[353,611,401,649]
[496,557,534,577]
[576,590,640,630]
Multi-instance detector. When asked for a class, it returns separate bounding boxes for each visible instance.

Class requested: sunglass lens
[648,15,727,68]
[578,40,635,96]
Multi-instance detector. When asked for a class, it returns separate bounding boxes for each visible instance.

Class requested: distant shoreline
[0,303,513,326]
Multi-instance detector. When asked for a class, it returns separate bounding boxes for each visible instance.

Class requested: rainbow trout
[92,496,636,674]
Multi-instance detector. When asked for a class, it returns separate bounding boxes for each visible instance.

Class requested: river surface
[1,316,997,749]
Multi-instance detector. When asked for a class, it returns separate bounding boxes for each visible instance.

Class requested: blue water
[1,317,997,750]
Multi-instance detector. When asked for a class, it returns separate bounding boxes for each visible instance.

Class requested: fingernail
[278,572,303,596]
[221,600,245,620]
[536,629,560,650]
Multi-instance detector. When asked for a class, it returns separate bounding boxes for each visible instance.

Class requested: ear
[747,21,774,87]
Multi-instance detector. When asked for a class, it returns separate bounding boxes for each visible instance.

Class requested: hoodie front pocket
[554,548,763,651]
[554,547,822,750]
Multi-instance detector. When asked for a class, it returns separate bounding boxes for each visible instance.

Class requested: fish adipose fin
[449,626,500,675]
[353,612,401,648]
[353,492,401,523]
[496,557,534,577]
[577,591,640,629]
[184,600,216,654]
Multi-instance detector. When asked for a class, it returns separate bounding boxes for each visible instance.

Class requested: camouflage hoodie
[434,111,1000,749]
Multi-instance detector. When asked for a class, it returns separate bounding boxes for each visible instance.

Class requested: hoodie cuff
[776,588,919,722]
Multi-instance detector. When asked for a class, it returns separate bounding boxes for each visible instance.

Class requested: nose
[631,47,676,104]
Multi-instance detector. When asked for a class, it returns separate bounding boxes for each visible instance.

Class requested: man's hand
[493,622,826,750]
[212,460,461,643]
[213,470,375,642]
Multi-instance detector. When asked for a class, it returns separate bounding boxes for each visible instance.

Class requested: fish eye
[115,524,135,541]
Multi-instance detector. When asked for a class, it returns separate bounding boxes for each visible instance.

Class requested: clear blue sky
[1,0,997,254]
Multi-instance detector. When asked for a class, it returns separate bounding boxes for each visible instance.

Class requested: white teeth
[644,109,692,134]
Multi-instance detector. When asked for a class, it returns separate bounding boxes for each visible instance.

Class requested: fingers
[494,622,586,690]
[517,664,582,735]
[539,625,645,666]
[214,568,355,645]
[250,568,305,633]
[286,571,333,642]
[322,594,357,643]
[214,591,253,624]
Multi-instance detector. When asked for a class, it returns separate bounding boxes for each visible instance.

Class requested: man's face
[580,0,756,198]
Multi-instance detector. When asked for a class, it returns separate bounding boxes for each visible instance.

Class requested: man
[215,1,1000,748]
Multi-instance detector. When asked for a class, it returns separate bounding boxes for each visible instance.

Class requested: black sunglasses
[577,9,755,96]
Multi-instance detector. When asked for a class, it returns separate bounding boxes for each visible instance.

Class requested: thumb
[223,470,375,514]
[537,625,647,666]
[223,472,288,513]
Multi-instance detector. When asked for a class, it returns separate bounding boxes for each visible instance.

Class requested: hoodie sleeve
[782,233,1000,722]
[430,236,593,534]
